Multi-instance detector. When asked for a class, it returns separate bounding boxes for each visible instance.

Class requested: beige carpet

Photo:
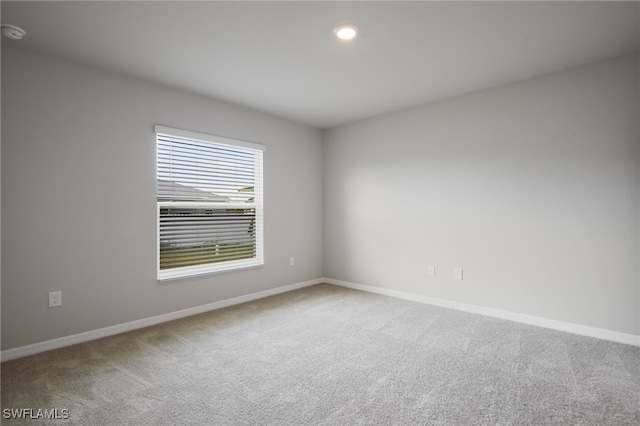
[2,284,640,425]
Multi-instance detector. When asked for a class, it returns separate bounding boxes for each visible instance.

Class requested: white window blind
[155,126,264,280]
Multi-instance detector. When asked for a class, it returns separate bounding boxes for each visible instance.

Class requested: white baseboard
[4,277,637,361]
[324,278,640,347]
[1,278,324,362]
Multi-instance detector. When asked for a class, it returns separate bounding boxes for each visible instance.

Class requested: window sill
[157,259,264,282]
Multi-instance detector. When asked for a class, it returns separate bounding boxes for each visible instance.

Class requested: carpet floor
[2,284,639,425]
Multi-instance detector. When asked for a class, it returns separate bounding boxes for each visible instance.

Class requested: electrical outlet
[428,265,435,276]
[454,268,463,281]
[289,256,295,267]
[49,291,62,308]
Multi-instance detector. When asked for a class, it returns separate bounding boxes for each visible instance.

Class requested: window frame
[155,125,265,281]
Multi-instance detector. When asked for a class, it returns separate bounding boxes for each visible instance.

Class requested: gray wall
[1,47,324,350]
[3,46,639,351]
[324,54,640,336]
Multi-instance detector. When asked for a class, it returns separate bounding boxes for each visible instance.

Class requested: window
[155,126,264,280]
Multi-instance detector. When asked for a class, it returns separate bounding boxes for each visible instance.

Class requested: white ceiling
[2,1,638,129]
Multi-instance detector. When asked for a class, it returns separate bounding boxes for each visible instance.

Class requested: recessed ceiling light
[1,24,26,40]
[334,23,359,41]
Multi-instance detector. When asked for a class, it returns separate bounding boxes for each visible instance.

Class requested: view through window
[156,126,264,280]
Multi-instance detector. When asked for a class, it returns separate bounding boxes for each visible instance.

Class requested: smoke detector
[2,24,26,40]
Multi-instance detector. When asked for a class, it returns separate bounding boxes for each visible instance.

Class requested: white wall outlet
[454,268,463,281]
[49,291,62,308]
[428,265,435,276]
[289,256,295,266]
